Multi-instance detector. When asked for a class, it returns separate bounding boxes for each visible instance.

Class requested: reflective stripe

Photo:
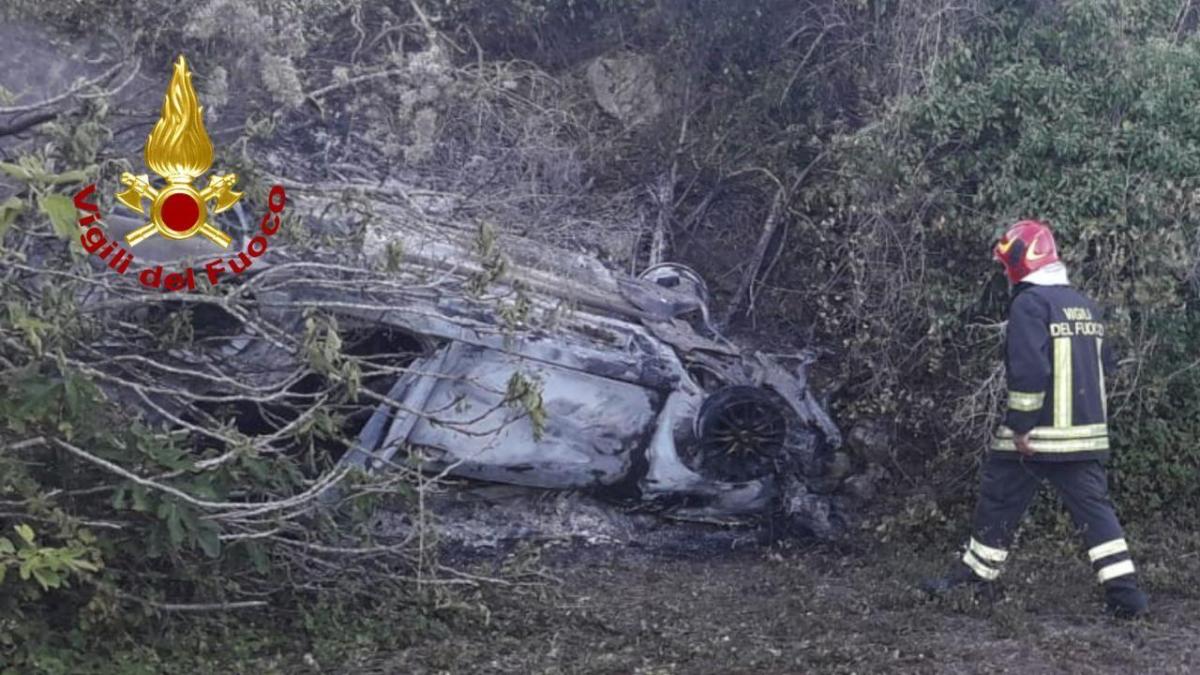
[962,550,1000,580]
[993,437,1110,453]
[1097,559,1136,583]
[969,537,1008,563]
[996,424,1107,440]
[1088,538,1128,562]
[1054,337,1073,427]
[1008,391,1045,411]
[1097,338,1107,419]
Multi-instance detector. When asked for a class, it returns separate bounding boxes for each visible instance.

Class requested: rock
[781,481,835,539]
[825,451,853,480]
[843,464,887,504]
[847,419,892,465]
[587,53,663,126]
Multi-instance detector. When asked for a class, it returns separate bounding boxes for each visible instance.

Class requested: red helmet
[993,220,1060,283]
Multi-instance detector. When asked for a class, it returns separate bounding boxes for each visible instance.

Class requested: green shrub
[824,0,1200,519]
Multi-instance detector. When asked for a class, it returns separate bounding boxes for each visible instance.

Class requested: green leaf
[31,566,61,590]
[0,160,91,186]
[242,455,271,482]
[130,485,150,512]
[0,196,23,240]
[196,524,221,559]
[68,559,99,573]
[144,441,194,471]
[187,476,219,501]
[15,524,34,545]
[0,538,12,555]
[0,565,6,585]
[245,542,269,574]
[43,168,92,185]
[158,501,185,548]
[110,486,128,511]
[39,193,78,240]
[64,372,99,421]
[0,161,33,181]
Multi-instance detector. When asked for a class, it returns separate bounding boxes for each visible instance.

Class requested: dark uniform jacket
[993,282,1115,462]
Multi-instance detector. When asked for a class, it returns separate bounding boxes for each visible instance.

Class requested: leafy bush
[818,0,1200,518]
[0,38,418,671]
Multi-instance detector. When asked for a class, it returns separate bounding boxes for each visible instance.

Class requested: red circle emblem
[161,193,200,232]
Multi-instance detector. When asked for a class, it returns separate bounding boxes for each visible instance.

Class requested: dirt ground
[335,526,1200,675]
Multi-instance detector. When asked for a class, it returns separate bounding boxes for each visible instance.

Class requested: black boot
[919,561,997,599]
[1104,578,1148,619]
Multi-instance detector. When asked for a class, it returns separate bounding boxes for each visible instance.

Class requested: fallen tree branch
[720,151,829,328]
[0,111,58,138]
[53,438,351,515]
[720,187,785,328]
[0,60,135,117]
[115,591,268,612]
[3,436,47,452]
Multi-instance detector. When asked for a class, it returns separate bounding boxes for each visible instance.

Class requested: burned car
[286,196,854,538]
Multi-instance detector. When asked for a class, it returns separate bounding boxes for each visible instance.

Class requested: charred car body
[294,197,854,538]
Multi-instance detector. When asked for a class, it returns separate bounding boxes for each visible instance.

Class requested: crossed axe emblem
[118,173,240,248]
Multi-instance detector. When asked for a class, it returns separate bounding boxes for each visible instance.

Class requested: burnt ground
[319,523,1200,675]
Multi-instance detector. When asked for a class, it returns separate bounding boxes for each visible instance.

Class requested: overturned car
[293,197,856,538]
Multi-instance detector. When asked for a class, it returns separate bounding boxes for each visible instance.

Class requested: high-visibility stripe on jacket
[994,283,1116,462]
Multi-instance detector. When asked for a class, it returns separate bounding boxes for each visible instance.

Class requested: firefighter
[921,220,1148,618]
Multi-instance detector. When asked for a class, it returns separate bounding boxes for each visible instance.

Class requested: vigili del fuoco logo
[71,55,287,291]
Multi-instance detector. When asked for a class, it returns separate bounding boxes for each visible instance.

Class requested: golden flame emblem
[117,56,241,248]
